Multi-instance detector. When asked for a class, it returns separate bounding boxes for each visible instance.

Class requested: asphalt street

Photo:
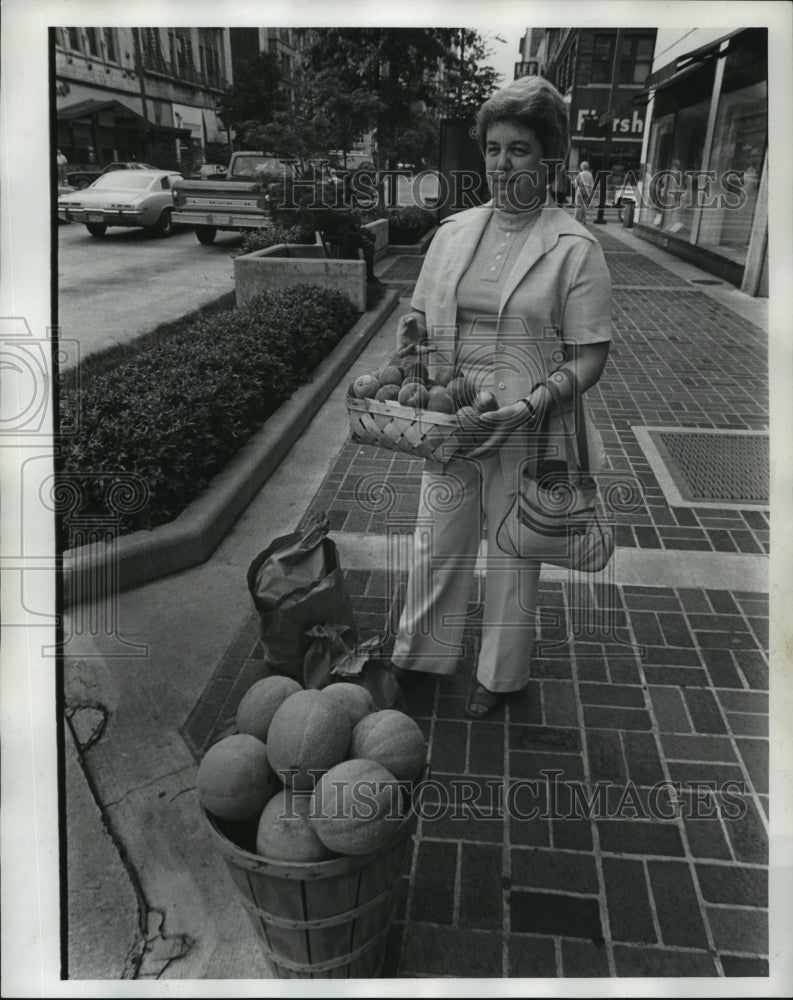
[55,176,429,369]
[56,222,242,365]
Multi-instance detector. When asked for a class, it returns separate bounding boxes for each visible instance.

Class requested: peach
[397,382,430,409]
[433,365,460,387]
[472,390,499,413]
[448,376,474,410]
[375,384,400,402]
[353,374,381,399]
[377,365,403,387]
[426,388,455,414]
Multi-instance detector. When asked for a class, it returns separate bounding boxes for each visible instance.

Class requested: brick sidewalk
[184,223,769,978]
[185,573,768,978]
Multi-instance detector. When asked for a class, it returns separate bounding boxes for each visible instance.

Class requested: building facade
[54,27,235,172]
[634,27,768,296]
[514,29,547,79]
[541,27,657,176]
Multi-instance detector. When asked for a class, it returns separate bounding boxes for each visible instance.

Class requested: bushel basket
[346,392,469,463]
[202,775,422,978]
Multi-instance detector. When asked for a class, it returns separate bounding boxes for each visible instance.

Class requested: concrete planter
[235,243,366,312]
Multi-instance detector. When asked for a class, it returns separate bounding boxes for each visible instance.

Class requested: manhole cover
[633,427,769,509]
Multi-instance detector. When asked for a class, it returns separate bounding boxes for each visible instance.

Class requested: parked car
[57,169,183,237]
[57,183,75,224]
[65,161,158,190]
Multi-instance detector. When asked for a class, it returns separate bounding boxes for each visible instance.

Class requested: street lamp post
[594,27,623,225]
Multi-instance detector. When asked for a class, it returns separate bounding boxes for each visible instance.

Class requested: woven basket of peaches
[345,354,498,464]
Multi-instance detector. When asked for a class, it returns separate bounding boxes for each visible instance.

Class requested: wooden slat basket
[202,773,424,978]
[346,392,469,464]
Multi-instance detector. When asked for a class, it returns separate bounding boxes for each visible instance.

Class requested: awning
[597,88,654,127]
[644,27,746,90]
[56,98,189,137]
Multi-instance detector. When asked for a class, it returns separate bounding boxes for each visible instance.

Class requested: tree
[307,70,382,169]
[216,52,284,142]
[437,29,503,120]
[298,28,501,168]
[299,28,450,169]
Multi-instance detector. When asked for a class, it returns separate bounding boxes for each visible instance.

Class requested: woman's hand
[464,383,551,458]
[464,402,536,458]
[396,312,435,358]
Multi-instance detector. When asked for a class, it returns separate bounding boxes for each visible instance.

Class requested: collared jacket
[410,202,613,479]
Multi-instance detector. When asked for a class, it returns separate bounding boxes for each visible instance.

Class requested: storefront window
[639,58,716,238]
[638,112,673,227]
[696,40,767,264]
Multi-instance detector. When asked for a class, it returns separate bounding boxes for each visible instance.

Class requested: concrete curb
[63,289,401,606]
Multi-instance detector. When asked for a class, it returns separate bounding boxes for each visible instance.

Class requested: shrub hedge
[59,284,359,538]
[386,206,436,245]
[234,220,317,257]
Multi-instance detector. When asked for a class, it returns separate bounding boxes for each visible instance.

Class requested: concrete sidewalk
[63,212,772,982]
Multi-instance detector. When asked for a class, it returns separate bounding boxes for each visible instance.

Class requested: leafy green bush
[234,221,316,258]
[387,206,436,244]
[59,285,359,538]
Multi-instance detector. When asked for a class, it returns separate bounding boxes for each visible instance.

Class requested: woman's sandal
[465,682,506,720]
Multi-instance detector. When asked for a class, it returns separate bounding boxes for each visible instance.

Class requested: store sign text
[576,108,645,136]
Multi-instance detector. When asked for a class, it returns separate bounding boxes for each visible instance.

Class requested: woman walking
[389,75,612,719]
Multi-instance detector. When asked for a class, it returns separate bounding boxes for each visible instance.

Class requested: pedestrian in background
[389,75,612,719]
[574,160,594,225]
[57,148,68,183]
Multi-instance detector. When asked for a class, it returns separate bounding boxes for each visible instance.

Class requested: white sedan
[57,169,183,237]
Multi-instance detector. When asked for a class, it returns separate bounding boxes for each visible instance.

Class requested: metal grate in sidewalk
[634,428,770,510]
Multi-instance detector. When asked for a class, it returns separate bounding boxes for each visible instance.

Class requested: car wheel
[76,178,90,190]
[85,222,107,237]
[151,208,174,237]
[195,225,217,245]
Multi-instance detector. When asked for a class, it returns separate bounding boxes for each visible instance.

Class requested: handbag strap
[542,369,591,474]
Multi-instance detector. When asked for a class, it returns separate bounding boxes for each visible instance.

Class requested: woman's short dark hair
[476,75,570,164]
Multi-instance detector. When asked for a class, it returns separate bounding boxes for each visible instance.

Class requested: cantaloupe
[311,759,403,856]
[236,675,302,743]
[255,788,335,862]
[349,710,427,782]
[267,689,351,789]
[197,733,277,821]
[323,682,377,729]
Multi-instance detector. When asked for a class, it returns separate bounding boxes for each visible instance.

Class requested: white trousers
[391,452,541,693]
